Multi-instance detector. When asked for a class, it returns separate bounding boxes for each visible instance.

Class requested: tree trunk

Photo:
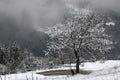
[74,50,80,74]
[76,57,80,73]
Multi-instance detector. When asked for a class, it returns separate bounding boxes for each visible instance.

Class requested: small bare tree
[46,8,113,74]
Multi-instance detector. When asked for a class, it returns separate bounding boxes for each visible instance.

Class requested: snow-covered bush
[0,43,28,74]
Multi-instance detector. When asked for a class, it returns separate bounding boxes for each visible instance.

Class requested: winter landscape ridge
[0,0,120,80]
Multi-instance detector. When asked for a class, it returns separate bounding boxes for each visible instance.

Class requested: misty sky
[0,0,120,31]
[0,0,66,31]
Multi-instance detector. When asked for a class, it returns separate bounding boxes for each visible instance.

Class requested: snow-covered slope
[80,60,120,71]
[1,60,120,80]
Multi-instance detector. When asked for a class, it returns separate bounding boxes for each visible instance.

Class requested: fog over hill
[0,0,67,56]
[0,0,120,58]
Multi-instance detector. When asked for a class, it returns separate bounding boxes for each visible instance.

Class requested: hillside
[1,60,120,80]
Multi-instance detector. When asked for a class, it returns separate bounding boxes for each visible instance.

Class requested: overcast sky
[0,0,67,31]
[0,0,119,31]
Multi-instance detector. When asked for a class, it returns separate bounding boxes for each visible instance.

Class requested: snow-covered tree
[46,8,113,74]
[0,43,28,73]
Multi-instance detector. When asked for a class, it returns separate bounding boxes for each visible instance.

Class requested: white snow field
[1,60,120,80]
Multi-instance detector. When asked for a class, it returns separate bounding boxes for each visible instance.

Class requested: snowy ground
[1,60,120,80]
